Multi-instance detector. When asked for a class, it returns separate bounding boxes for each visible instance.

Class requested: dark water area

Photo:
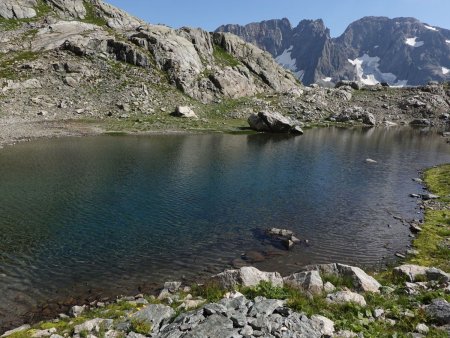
[0,127,449,330]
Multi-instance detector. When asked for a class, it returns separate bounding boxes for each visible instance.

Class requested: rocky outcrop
[0,0,36,19]
[248,111,304,134]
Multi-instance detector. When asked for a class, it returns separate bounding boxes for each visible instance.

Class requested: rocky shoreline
[2,262,449,337]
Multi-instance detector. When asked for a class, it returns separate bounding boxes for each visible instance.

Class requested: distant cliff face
[216,17,450,86]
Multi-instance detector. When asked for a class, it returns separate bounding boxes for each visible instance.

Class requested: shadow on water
[0,127,449,330]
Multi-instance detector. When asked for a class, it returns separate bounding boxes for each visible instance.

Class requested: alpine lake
[0,127,449,329]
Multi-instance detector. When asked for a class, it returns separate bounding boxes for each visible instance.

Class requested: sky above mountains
[106,0,450,36]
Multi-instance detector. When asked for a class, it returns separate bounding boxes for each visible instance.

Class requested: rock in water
[248,111,303,135]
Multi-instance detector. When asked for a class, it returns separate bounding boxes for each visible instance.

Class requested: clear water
[0,127,449,330]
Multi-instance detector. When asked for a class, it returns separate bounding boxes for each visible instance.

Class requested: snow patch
[424,25,438,31]
[322,77,332,82]
[405,37,424,47]
[276,46,297,72]
[446,40,450,44]
[348,54,407,87]
[276,46,305,80]
[443,67,450,75]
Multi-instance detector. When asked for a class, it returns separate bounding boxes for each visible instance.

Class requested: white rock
[326,291,367,307]
[212,266,283,289]
[74,318,113,334]
[311,315,335,336]
[416,323,429,334]
[31,328,57,338]
[1,325,31,337]
[172,106,198,118]
[70,305,86,318]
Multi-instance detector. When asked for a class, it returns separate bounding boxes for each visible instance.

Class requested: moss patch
[213,45,240,68]
[409,164,450,271]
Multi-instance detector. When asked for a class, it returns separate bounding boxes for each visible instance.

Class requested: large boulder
[336,264,381,293]
[248,111,304,135]
[283,271,324,295]
[212,266,283,289]
[172,106,198,118]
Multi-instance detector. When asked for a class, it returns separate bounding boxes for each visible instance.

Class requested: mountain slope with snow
[217,16,450,86]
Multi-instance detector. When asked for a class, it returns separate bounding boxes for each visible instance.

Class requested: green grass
[82,1,108,26]
[408,164,450,271]
[213,45,240,68]
[130,319,152,335]
[0,51,39,79]
[191,281,226,303]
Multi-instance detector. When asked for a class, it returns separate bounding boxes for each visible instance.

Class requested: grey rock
[335,264,381,293]
[212,266,283,289]
[248,111,303,134]
[1,325,31,338]
[0,0,37,19]
[283,270,324,295]
[311,315,335,336]
[393,264,449,282]
[74,318,113,334]
[70,305,86,318]
[248,298,284,317]
[421,193,440,200]
[172,106,198,119]
[416,323,429,334]
[426,299,450,325]
[362,112,376,126]
[410,119,431,126]
[326,291,367,307]
[31,328,56,338]
[126,333,146,338]
[131,304,175,333]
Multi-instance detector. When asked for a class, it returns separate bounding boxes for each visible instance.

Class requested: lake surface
[0,127,449,330]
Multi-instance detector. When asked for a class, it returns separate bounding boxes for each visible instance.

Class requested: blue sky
[105,0,450,36]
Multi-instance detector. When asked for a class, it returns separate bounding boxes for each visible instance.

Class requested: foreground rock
[393,264,450,282]
[301,263,381,293]
[248,111,304,135]
[212,266,283,289]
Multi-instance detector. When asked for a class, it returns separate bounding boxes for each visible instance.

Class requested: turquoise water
[0,127,449,330]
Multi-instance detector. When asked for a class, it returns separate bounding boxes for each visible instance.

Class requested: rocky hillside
[216,17,450,86]
[0,0,298,114]
[0,1,449,149]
